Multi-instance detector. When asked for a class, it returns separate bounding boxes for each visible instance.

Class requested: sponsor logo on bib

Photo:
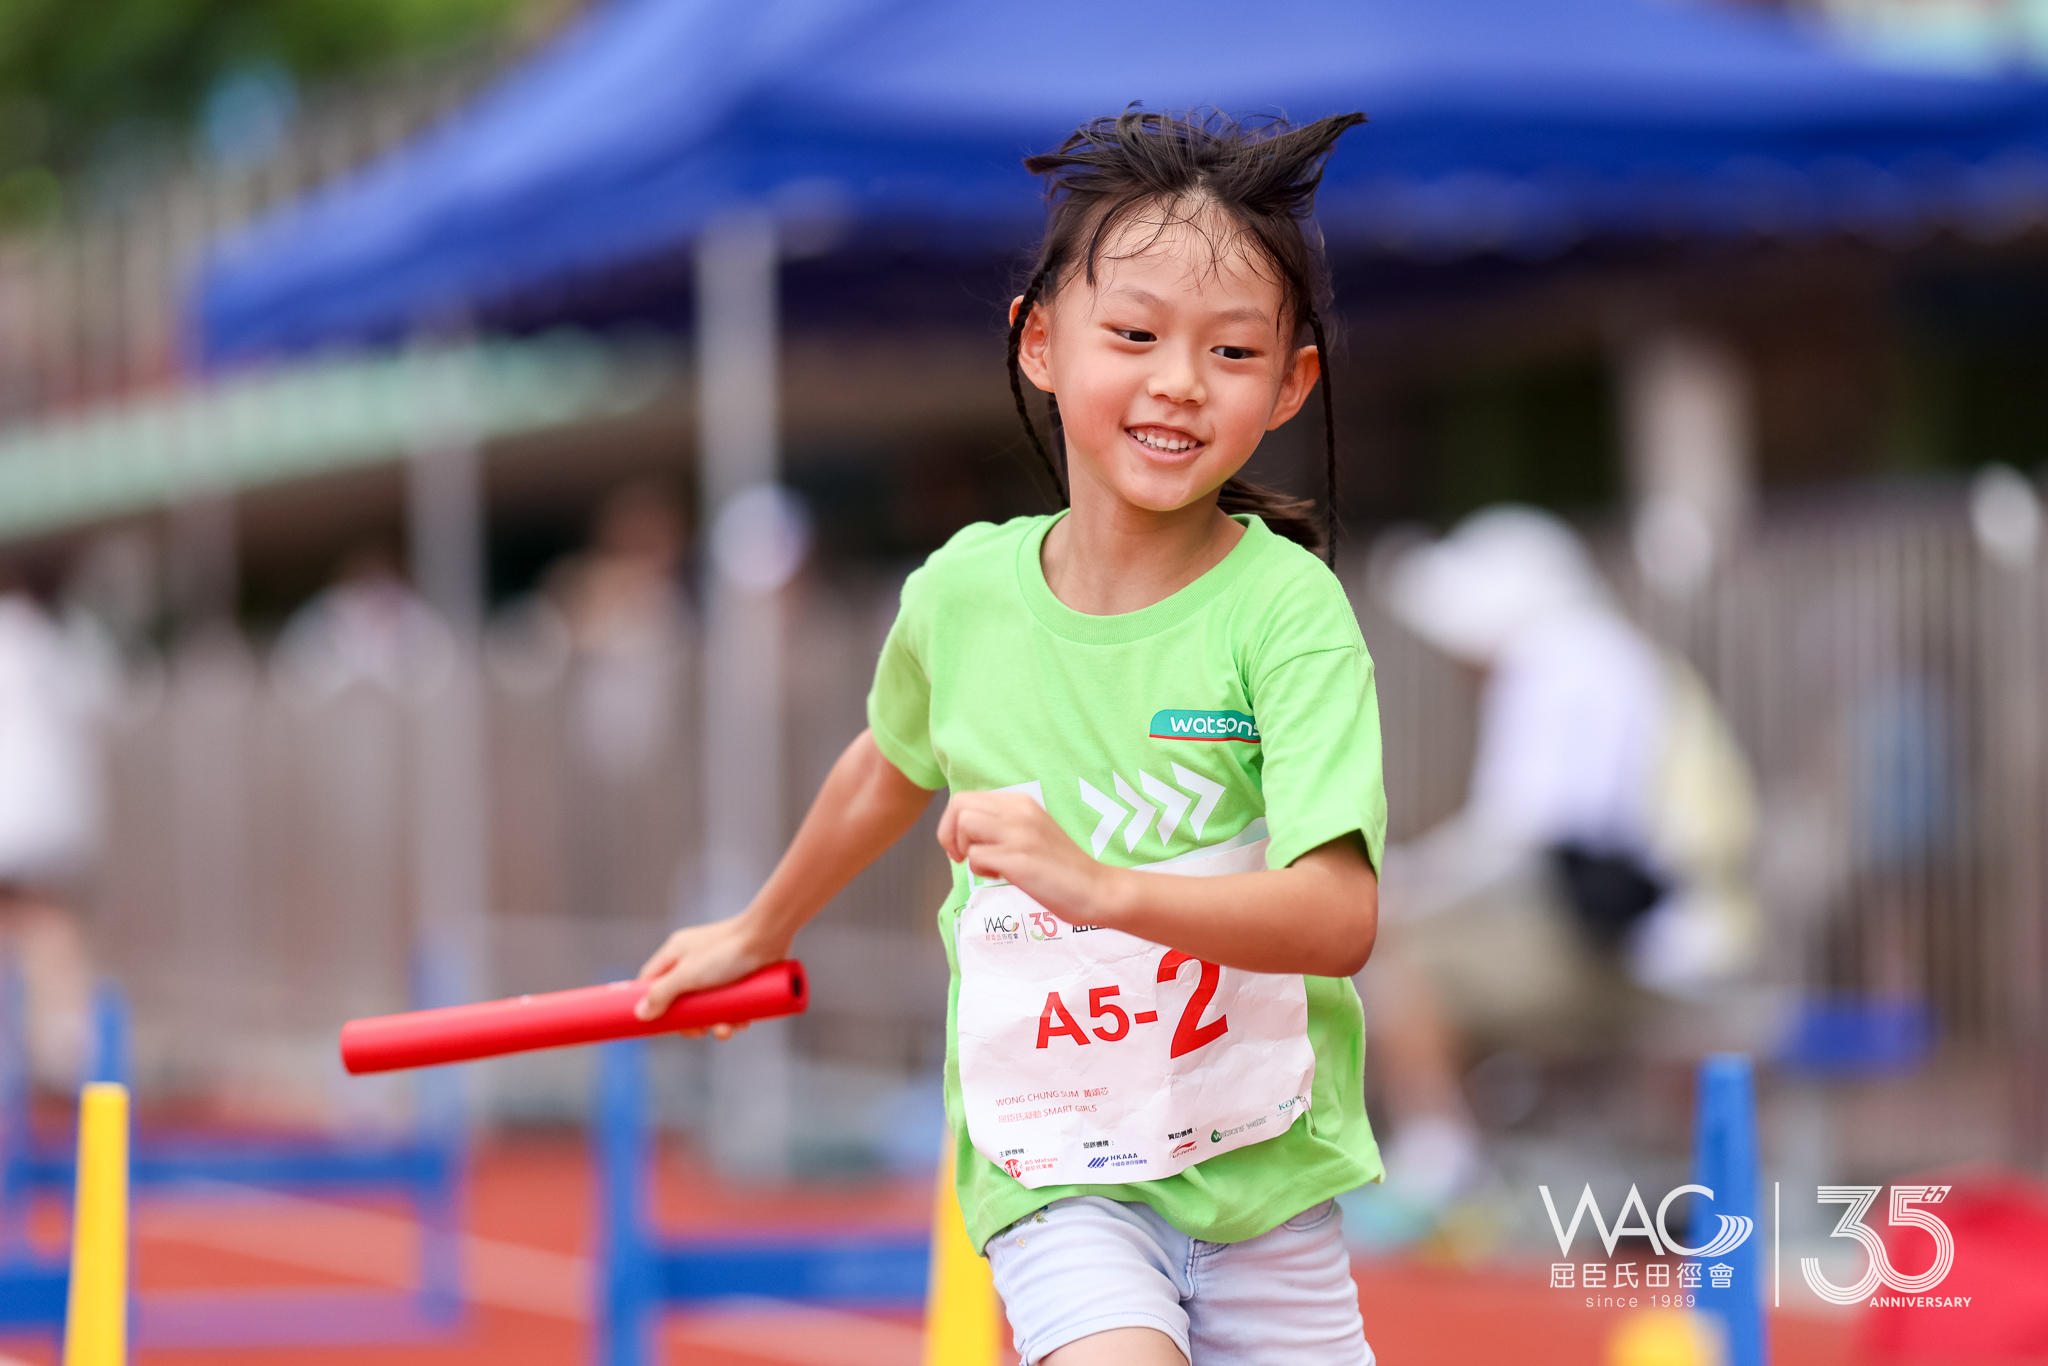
[1149,709,1260,743]
[1085,1152,1146,1171]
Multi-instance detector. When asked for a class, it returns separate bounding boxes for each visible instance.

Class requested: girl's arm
[635,729,936,1019]
[938,792,1377,978]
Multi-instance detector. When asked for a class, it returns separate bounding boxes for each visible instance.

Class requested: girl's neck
[1040,486,1245,617]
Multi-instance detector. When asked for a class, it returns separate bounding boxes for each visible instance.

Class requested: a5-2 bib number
[1034,951,1226,1058]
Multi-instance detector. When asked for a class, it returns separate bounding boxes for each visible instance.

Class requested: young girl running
[636,108,1384,1365]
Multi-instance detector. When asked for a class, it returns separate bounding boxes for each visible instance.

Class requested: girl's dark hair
[1007,108,1365,564]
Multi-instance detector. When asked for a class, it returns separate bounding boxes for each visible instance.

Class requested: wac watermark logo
[1540,1183,1753,1259]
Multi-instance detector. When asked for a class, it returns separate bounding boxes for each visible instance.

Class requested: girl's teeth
[1134,431,1196,452]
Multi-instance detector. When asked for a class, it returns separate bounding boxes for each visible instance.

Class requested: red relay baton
[339,960,808,1074]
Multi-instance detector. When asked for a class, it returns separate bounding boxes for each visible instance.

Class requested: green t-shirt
[867,512,1388,1248]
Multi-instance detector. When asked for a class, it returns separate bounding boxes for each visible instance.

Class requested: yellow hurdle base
[63,1081,129,1366]
[922,1141,1002,1366]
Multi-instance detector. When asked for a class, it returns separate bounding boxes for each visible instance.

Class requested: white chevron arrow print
[1077,767,1228,856]
[993,779,1046,809]
[1111,773,1155,854]
[1139,770,1191,845]
[1170,763,1225,839]
[1076,778,1127,858]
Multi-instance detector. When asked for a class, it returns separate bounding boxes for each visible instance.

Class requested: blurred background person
[270,543,456,1089]
[548,480,688,788]
[0,562,108,1090]
[1361,506,1759,1215]
[540,480,691,930]
[274,542,453,702]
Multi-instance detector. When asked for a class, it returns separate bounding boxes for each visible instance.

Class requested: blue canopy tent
[196,0,2048,362]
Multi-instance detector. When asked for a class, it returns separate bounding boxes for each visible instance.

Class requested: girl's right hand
[633,916,785,1037]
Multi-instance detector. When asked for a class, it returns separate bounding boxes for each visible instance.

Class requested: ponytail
[1218,478,1323,558]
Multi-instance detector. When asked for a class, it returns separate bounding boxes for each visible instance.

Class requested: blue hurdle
[0,1241,66,1345]
[595,1037,930,1366]
[1692,1053,1766,1366]
[0,970,79,1347]
[0,973,465,1348]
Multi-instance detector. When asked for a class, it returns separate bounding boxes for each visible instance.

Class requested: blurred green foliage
[0,0,552,225]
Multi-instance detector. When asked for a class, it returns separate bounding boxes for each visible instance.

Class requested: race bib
[954,820,1316,1189]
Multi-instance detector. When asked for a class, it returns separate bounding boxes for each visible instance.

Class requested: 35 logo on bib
[954,820,1315,1189]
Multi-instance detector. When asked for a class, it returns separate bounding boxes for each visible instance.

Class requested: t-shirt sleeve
[1253,641,1388,874]
[865,578,947,791]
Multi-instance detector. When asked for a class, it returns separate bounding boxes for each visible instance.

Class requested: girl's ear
[1012,295,1055,394]
[1265,343,1322,431]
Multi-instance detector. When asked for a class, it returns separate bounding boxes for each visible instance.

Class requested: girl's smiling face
[1014,210,1321,519]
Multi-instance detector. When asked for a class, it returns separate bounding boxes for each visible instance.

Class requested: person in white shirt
[1363,506,1756,1210]
[0,576,108,1088]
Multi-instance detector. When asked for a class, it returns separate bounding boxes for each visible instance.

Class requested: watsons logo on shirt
[1149,709,1260,743]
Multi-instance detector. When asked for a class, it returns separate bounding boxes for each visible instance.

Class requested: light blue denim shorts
[983,1195,1373,1365]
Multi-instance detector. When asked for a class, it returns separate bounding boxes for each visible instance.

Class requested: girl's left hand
[938,790,1112,921]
